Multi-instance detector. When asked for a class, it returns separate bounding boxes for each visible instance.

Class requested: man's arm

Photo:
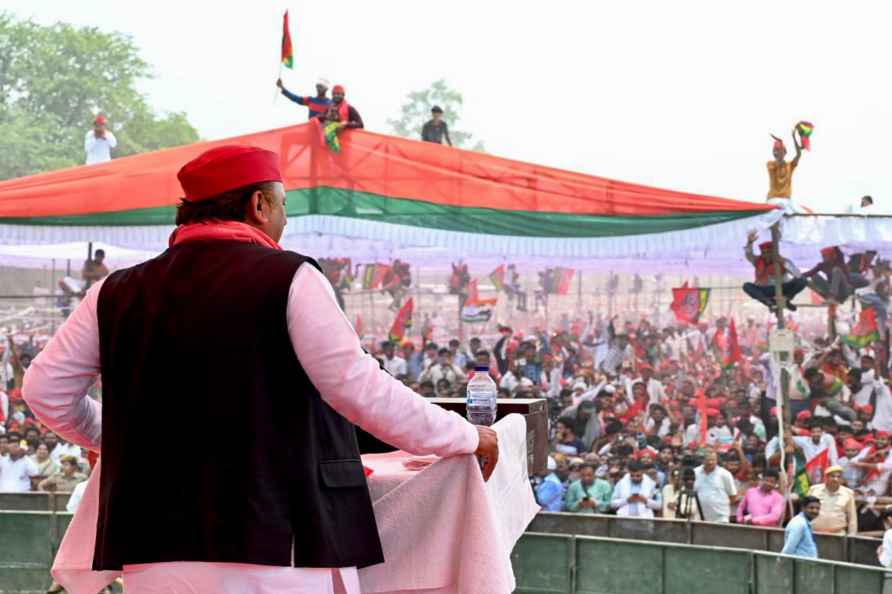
[84,131,97,153]
[847,492,858,535]
[277,80,307,106]
[781,520,804,555]
[288,264,497,477]
[444,123,452,147]
[344,106,364,129]
[745,231,758,265]
[22,282,104,451]
[596,481,613,512]
[791,127,803,168]
[736,490,749,523]
[105,130,117,149]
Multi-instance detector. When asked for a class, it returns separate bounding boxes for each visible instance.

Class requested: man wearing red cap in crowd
[742,230,808,311]
[323,84,364,130]
[853,431,892,496]
[803,245,870,304]
[84,113,117,165]
[23,144,498,594]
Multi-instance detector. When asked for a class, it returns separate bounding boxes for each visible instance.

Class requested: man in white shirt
[378,341,407,378]
[638,365,665,406]
[0,439,39,492]
[694,450,738,522]
[610,461,661,518]
[84,113,117,165]
[766,423,838,477]
[419,348,467,395]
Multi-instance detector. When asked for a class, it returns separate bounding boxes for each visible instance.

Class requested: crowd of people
[4,234,892,569]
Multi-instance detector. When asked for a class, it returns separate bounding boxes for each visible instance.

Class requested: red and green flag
[389,297,413,342]
[362,263,390,290]
[796,121,814,150]
[281,11,294,69]
[843,307,881,348]
[489,265,506,292]
[670,282,710,324]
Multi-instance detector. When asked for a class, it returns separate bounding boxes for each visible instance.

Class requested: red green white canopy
[0,122,783,269]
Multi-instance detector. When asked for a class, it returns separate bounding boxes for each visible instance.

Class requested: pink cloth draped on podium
[52,414,538,594]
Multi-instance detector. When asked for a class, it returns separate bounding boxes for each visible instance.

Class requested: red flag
[804,448,831,484]
[281,11,294,69]
[362,264,391,289]
[389,297,414,342]
[723,319,743,369]
[465,279,497,307]
[354,314,364,338]
[670,282,710,324]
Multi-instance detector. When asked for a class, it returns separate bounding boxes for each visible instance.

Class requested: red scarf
[169,220,281,250]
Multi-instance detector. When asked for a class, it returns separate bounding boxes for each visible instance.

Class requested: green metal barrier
[512,533,888,594]
[530,512,882,566]
[1,511,887,593]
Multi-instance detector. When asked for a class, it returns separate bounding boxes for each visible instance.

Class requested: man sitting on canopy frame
[742,230,808,312]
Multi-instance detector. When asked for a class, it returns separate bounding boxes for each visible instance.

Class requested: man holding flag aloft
[275,10,333,120]
[23,144,498,594]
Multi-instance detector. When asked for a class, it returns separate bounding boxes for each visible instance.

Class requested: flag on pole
[723,318,743,370]
[843,307,881,348]
[670,282,710,324]
[489,265,506,292]
[389,297,414,342]
[281,11,294,69]
[461,279,496,323]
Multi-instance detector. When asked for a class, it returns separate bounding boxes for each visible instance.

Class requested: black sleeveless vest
[93,240,384,570]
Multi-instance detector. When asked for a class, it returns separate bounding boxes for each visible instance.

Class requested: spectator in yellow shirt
[808,466,858,535]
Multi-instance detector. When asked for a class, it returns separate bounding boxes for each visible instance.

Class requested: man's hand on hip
[474,426,499,481]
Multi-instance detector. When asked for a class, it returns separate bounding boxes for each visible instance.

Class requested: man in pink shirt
[22,145,499,594]
[736,468,785,526]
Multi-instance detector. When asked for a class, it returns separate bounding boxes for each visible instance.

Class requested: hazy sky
[6,0,891,212]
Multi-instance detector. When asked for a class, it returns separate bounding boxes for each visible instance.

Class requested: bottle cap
[474,365,490,372]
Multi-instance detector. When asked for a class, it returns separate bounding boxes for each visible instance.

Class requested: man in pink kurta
[22,145,499,594]
[736,468,785,527]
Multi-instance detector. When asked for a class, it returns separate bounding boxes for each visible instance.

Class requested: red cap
[795,410,812,421]
[844,438,862,450]
[178,146,282,202]
[877,431,891,439]
[332,84,345,94]
[94,113,106,125]
[706,408,720,417]
[820,246,837,257]
[759,242,773,251]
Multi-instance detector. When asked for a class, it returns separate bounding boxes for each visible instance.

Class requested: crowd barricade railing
[528,511,883,566]
[0,492,72,512]
[512,532,889,594]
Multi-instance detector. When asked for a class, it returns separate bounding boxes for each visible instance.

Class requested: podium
[429,398,548,476]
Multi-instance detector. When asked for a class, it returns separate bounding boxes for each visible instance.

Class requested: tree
[0,12,199,180]
[387,79,484,151]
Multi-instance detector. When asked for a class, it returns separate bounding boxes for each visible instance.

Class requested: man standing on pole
[22,145,498,594]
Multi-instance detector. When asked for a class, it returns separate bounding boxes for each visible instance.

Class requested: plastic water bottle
[466,365,497,426]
